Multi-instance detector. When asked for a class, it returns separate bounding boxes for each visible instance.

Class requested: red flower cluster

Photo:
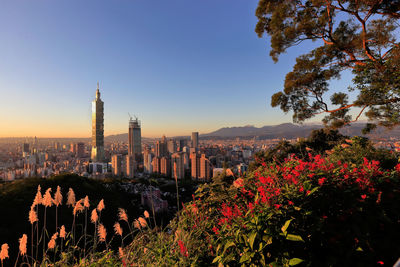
[214,154,391,231]
[178,240,188,257]
[218,203,243,225]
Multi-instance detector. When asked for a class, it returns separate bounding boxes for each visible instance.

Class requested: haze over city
[0,0,354,138]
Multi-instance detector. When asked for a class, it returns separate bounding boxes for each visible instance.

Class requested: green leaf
[223,241,235,255]
[281,219,293,233]
[263,235,273,245]
[289,258,304,266]
[286,234,304,242]
[239,252,251,263]
[249,232,257,250]
[212,256,221,264]
[307,186,319,196]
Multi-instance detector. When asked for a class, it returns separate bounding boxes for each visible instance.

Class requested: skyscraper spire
[96,82,101,99]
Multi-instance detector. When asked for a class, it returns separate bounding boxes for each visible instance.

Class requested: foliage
[251,129,346,171]
[255,0,400,130]
[122,146,400,266]
[328,136,398,169]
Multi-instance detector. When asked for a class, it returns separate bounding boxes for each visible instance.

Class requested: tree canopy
[255,0,400,131]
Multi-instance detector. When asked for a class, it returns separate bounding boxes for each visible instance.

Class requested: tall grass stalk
[175,177,180,221]
[149,185,157,228]
[84,208,88,258]
[42,207,47,258]
[35,206,39,261]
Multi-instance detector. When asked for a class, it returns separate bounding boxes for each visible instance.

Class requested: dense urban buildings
[91,83,105,162]
[0,84,278,182]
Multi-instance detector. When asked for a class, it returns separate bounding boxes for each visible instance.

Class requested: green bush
[126,153,400,266]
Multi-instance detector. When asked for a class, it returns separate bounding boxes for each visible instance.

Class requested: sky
[0,0,353,138]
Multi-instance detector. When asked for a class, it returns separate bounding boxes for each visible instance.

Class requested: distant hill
[201,122,400,139]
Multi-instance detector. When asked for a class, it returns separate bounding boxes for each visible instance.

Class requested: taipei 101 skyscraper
[91,82,105,162]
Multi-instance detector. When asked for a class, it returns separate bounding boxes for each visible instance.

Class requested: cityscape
[1,0,400,266]
[0,83,262,183]
[1,83,399,183]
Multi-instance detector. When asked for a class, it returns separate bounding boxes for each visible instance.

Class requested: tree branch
[315,103,357,115]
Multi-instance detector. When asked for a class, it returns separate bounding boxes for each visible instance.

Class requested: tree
[255,0,400,131]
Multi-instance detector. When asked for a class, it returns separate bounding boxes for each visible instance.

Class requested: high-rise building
[23,143,30,153]
[167,139,177,153]
[77,143,85,158]
[190,152,201,179]
[190,152,212,181]
[70,143,77,154]
[191,132,199,148]
[112,154,122,176]
[128,116,142,158]
[126,155,136,178]
[183,152,189,170]
[177,139,186,152]
[171,152,185,180]
[200,154,212,181]
[155,136,168,157]
[160,156,171,177]
[33,136,38,153]
[143,149,153,173]
[91,83,105,162]
[152,157,161,174]
[54,142,61,151]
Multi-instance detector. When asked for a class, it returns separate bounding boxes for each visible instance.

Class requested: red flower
[318,177,326,186]
[376,191,382,204]
[361,194,367,200]
[377,261,384,265]
[178,240,188,257]
[288,201,294,205]
[247,202,255,211]
[212,227,219,235]
[274,204,281,210]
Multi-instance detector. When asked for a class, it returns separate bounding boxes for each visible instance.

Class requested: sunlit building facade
[91,83,105,162]
[128,116,142,158]
[171,152,185,180]
[191,132,199,148]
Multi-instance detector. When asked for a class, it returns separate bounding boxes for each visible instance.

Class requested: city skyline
[0,0,354,138]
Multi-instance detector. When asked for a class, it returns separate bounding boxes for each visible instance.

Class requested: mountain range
[201,122,400,139]
[105,122,399,141]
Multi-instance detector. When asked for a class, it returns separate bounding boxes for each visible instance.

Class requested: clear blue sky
[0,0,352,138]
